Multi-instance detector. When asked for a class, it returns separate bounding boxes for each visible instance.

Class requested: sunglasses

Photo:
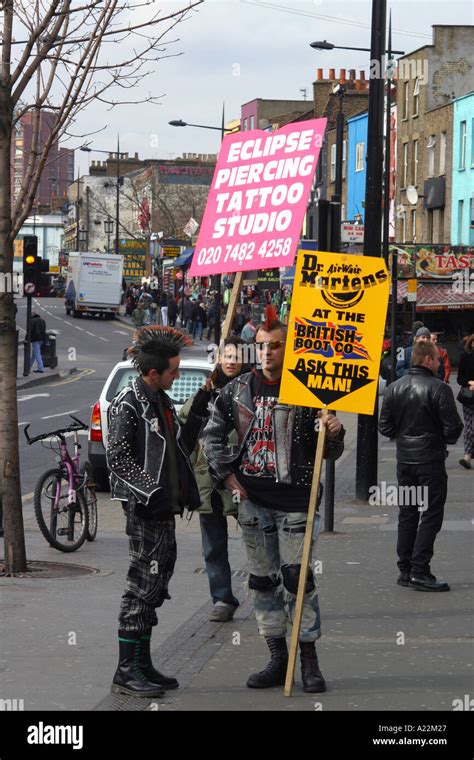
[256,340,285,350]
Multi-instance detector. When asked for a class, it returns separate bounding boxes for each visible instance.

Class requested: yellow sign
[279,249,390,414]
[407,279,417,292]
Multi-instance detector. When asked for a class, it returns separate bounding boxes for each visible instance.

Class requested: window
[439,208,445,243]
[427,209,433,243]
[249,115,255,130]
[243,118,247,131]
[439,131,446,175]
[458,200,464,243]
[413,140,418,185]
[411,209,417,242]
[342,140,346,179]
[356,142,364,172]
[460,121,467,169]
[402,82,408,120]
[402,143,408,187]
[330,144,337,182]
[401,211,406,243]
[413,78,420,117]
[427,135,436,177]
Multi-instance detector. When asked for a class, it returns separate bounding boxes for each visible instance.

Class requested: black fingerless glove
[189,387,212,418]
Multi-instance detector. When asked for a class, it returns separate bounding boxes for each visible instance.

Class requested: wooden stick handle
[284,408,328,697]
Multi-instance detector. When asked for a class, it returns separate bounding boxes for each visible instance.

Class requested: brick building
[11,110,74,211]
[396,25,474,244]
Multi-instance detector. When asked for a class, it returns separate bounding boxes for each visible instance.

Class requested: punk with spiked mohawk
[127,326,192,376]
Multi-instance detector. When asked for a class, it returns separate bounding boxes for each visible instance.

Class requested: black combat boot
[139,631,179,690]
[111,633,166,698]
[299,641,326,693]
[247,636,288,688]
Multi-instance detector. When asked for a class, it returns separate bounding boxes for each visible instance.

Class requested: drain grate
[0,560,100,580]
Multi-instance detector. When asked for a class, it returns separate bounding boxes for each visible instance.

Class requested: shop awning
[397,281,474,310]
[173,248,194,267]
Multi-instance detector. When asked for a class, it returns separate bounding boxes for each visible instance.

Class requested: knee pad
[281,564,315,595]
[248,573,279,591]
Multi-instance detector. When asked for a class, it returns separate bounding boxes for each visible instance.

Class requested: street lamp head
[79,145,92,152]
[333,83,346,96]
[310,40,334,50]
[169,120,187,128]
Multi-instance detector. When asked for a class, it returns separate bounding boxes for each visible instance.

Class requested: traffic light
[22,235,39,294]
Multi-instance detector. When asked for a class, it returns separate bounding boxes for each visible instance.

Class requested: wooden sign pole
[284,407,328,697]
[220,271,244,342]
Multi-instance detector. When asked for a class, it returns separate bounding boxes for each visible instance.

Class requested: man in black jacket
[202,320,345,693]
[107,326,211,698]
[379,340,463,592]
[30,312,46,372]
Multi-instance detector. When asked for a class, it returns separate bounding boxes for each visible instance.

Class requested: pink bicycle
[25,415,97,552]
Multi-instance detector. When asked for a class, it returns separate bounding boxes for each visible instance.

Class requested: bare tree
[0,0,204,574]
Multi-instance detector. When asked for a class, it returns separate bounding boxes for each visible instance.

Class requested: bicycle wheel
[34,468,88,552]
[81,461,98,542]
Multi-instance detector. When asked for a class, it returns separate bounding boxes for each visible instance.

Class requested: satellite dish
[406,186,418,205]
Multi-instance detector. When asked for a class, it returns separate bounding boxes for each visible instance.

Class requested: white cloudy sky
[75,0,473,173]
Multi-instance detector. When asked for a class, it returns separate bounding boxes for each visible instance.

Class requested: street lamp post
[169,106,230,346]
[104,218,114,253]
[312,8,406,500]
[80,140,126,256]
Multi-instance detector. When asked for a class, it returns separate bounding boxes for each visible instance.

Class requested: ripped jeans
[238,499,321,642]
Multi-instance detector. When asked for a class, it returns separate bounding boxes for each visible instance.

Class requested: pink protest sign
[188,118,327,277]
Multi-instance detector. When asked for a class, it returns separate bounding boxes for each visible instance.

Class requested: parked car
[88,356,212,490]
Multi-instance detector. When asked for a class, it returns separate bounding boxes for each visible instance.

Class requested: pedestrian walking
[160,291,169,326]
[179,338,248,622]
[379,340,463,591]
[396,326,444,380]
[167,295,178,328]
[456,333,474,469]
[201,320,345,692]
[30,311,47,373]
[131,302,146,329]
[430,333,452,382]
[107,326,213,697]
[206,298,217,342]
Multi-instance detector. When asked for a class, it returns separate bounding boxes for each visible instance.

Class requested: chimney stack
[349,69,356,81]
[317,68,323,80]
[329,68,335,80]
[339,68,346,83]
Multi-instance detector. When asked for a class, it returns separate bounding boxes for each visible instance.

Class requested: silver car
[87,356,212,489]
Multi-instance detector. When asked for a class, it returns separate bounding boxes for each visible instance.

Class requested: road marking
[74,325,85,331]
[41,409,80,420]
[50,368,96,386]
[18,421,28,426]
[98,336,109,342]
[114,330,128,335]
[63,321,73,326]
[48,329,61,335]
[86,331,95,337]
[17,393,50,402]
[18,325,26,333]
[22,491,34,503]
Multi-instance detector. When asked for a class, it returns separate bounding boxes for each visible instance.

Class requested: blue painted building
[346,112,368,222]
[451,93,474,245]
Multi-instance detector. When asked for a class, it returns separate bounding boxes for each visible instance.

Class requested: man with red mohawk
[107,326,212,698]
[202,317,345,693]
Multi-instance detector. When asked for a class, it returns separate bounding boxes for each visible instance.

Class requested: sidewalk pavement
[2,398,472,712]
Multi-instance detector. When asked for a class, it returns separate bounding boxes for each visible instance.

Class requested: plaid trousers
[118,513,177,634]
